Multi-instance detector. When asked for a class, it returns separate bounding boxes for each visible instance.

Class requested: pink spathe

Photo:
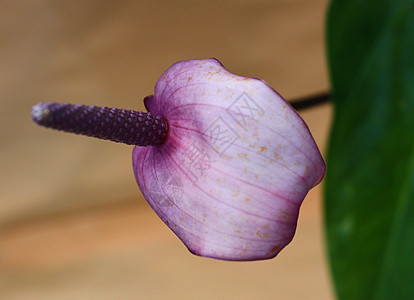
[133,58,325,261]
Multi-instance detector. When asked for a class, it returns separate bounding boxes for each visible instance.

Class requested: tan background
[0,0,333,299]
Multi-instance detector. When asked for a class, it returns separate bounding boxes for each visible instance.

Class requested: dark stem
[289,92,330,110]
[32,102,168,146]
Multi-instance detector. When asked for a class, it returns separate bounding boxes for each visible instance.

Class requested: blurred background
[0,0,333,299]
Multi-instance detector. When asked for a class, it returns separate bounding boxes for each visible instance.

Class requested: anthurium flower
[32,58,325,261]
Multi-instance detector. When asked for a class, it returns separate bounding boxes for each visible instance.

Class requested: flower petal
[133,58,325,260]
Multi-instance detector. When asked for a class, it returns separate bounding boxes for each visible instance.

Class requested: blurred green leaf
[325,1,414,299]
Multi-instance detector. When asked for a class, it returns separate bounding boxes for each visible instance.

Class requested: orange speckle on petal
[237,153,250,161]
[278,209,290,221]
[271,245,282,253]
[304,164,310,175]
[259,146,267,153]
[256,231,270,239]
[232,189,240,197]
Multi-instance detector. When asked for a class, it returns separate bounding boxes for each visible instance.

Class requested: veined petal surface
[133,58,325,261]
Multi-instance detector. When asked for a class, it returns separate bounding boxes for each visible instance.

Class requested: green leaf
[325,1,414,299]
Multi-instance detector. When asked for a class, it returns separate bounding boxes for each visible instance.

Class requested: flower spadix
[133,59,325,260]
[32,58,325,261]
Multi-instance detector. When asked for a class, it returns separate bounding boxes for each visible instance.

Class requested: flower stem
[289,92,330,111]
[31,102,168,146]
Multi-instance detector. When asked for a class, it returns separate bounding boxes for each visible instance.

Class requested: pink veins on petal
[133,58,326,261]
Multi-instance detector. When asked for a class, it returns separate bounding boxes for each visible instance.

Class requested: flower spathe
[133,58,326,261]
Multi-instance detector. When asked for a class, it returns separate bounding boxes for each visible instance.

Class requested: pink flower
[32,58,325,261]
[132,59,325,260]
